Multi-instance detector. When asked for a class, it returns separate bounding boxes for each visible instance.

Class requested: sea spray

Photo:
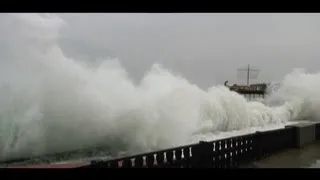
[0,13,319,162]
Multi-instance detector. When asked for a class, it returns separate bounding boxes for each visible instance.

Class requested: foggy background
[5,13,320,88]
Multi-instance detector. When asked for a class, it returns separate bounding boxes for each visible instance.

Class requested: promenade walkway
[249,140,320,168]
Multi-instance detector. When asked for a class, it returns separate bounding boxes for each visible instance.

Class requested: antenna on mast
[237,64,260,86]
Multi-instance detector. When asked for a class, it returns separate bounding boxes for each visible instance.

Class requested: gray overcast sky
[8,13,320,88]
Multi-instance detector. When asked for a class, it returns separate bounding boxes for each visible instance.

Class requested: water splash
[0,13,319,162]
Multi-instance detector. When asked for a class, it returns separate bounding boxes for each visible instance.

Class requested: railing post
[192,141,213,168]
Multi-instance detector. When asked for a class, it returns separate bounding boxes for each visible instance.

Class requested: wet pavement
[253,140,320,168]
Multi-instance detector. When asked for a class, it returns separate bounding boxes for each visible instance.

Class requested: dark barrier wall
[81,126,301,168]
[315,123,320,140]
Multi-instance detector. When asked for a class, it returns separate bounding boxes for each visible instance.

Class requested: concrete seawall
[240,121,320,168]
[245,121,320,168]
[286,122,319,148]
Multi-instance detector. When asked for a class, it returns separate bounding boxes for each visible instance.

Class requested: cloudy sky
[8,13,320,88]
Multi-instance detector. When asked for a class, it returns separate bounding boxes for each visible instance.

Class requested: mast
[247,64,250,86]
[237,64,259,86]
